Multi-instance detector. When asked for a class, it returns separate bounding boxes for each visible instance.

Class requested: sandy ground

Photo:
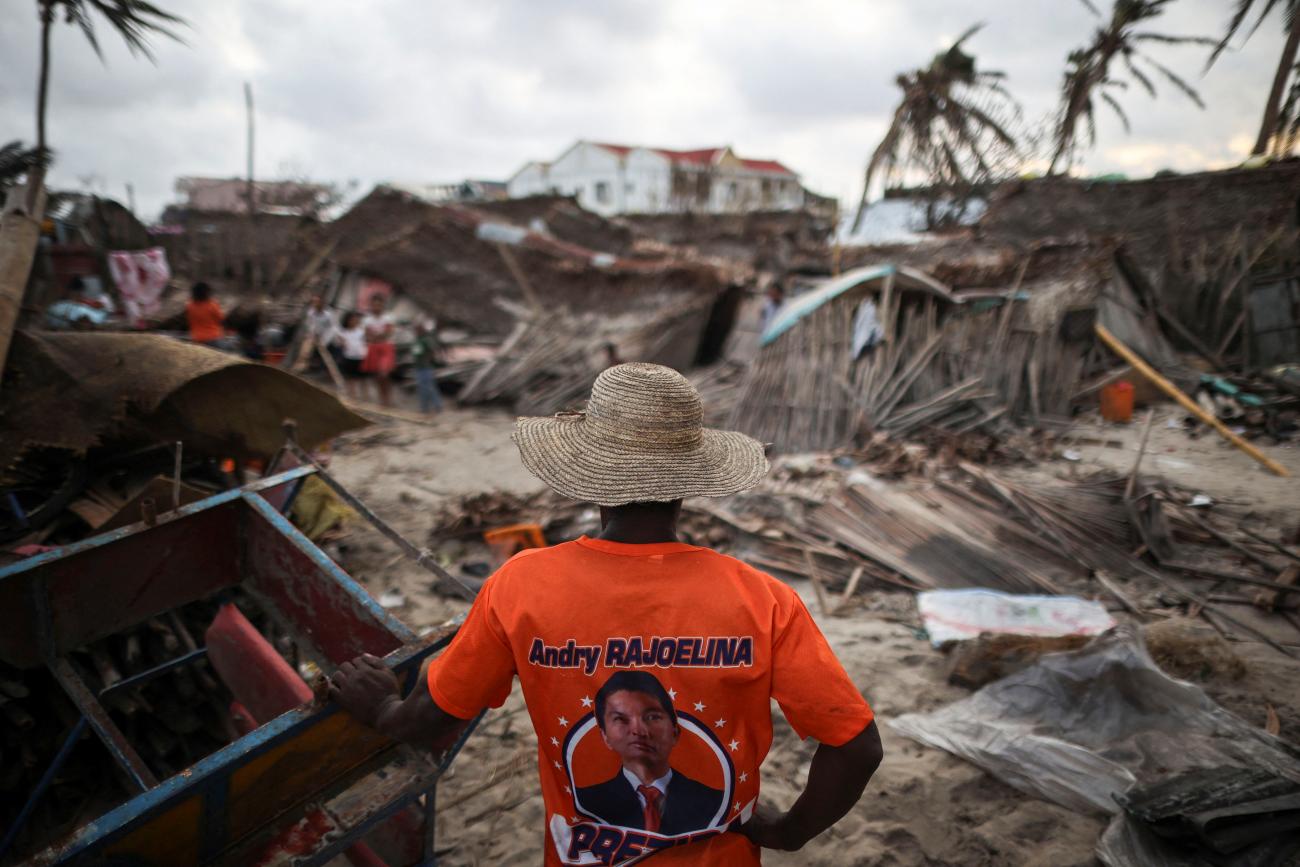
[322,398,1298,866]
[1044,409,1300,519]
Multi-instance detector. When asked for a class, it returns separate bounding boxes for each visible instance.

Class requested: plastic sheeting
[917,588,1115,646]
[891,627,1300,816]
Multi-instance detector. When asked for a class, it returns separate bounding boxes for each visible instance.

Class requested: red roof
[590,143,795,176]
[739,157,795,175]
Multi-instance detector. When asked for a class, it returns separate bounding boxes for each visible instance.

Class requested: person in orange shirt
[186,282,225,346]
[331,363,882,866]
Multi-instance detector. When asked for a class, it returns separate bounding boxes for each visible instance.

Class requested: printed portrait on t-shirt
[427,538,876,867]
[572,671,725,836]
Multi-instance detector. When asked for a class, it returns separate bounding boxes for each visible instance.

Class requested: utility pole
[244,81,255,287]
[244,82,255,217]
[125,182,136,217]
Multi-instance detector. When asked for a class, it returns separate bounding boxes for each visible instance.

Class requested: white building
[507,141,805,215]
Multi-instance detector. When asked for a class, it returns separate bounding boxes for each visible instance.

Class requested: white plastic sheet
[916,588,1116,646]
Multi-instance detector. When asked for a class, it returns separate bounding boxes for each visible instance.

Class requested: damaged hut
[293,187,745,413]
[729,242,1193,454]
[729,264,960,452]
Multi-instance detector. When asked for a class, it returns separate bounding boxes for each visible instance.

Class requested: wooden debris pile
[457,297,714,416]
[1134,228,1300,374]
[689,361,748,427]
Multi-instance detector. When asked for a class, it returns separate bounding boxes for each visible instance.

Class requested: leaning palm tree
[851,24,1022,234]
[1049,0,1213,175]
[33,0,186,153]
[1206,0,1300,155]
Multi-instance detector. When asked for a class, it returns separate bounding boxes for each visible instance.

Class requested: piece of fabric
[362,342,396,376]
[186,300,225,343]
[427,537,874,866]
[288,475,357,541]
[357,276,391,311]
[107,248,169,324]
[45,301,110,329]
[850,298,884,359]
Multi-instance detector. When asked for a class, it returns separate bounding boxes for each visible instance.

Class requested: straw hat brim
[514,414,769,506]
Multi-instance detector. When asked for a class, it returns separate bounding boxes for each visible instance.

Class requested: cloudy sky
[0,0,1284,220]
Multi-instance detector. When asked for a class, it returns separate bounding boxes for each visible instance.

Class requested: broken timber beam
[1094,323,1289,477]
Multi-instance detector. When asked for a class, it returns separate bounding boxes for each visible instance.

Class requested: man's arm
[329,653,470,753]
[741,720,883,851]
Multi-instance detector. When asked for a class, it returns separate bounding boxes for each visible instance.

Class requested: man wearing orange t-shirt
[331,363,882,865]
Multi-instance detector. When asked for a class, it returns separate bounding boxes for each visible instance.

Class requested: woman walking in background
[361,295,396,407]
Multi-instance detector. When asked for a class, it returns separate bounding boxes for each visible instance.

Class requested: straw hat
[513,363,769,506]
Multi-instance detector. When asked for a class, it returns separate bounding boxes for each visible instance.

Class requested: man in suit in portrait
[575,670,725,835]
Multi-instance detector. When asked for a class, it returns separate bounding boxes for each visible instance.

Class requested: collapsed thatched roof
[622,209,835,275]
[311,187,729,336]
[978,160,1300,262]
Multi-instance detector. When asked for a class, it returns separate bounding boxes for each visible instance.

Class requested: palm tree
[0,142,49,196]
[34,0,185,154]
[1207,0,1300,155]
[851,24,1022,234]
[1049,0,1213,175]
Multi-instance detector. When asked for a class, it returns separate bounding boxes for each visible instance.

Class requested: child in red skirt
[361,295,396,406]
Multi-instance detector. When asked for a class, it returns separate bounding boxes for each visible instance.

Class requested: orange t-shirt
[186,299,224,342]
[427,536,874,866]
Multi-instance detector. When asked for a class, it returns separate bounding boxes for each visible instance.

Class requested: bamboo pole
[1094,322,1289,477]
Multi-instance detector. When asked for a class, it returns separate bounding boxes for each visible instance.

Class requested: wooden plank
[1094,322,1289,477]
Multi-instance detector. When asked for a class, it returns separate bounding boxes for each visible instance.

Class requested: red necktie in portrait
[637,784,662,833]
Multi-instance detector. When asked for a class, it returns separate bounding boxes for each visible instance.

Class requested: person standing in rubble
[361,294,397,407]
[186,282,226,348]
[336,311,369,401]
[410,317,444,414]
[330,363,883,866]
[303,295,337,352]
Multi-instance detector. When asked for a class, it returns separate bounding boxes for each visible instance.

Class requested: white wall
[507,162,551,198]
[507,141,804,215]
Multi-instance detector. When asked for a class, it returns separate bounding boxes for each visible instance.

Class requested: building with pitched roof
[507,141,804,215]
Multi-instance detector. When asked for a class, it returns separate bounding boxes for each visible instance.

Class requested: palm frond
[55,0,187,63]
[1207,0,1284,66]
[1079,0,1103,17]
[1134,32,1218,45]
[1145,55,1207,107]
[1100,90,1132,131]
[62,3,104,59]
[1123,52,1157,96]
[951,22,986,50]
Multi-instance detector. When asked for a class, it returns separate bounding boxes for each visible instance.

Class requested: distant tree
[851,24,1022,234]
[33,1,185,153]
[1049,0,1213,175]
[1206,0,1300,155]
